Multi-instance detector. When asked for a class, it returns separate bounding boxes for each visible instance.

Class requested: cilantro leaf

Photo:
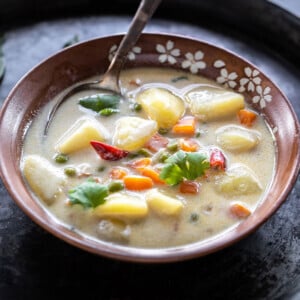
[79,94,121,113]
[68,179,108,208]
[159,150,210,185]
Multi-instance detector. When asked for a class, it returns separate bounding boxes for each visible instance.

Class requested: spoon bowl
[44,0,161,135]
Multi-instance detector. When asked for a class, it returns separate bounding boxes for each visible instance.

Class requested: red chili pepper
[210,148,226,171]
[90,141,129,161]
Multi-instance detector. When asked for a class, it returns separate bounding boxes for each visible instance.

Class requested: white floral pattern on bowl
[108,40,273,108]
[156,40,180,64]
[181,51,206,74]
[108,45,142,62]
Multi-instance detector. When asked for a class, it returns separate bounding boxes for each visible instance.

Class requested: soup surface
[21,68,275,248]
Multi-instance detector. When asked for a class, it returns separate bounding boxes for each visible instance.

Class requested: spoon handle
[100,0,162,91]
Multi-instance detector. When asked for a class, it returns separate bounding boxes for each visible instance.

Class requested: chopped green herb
[152,149,170,164]
[195,131,201,138]
[159,150,210,185]
[63,35,79,48]
[68,179,108,208]
[127,148,152,159]
[99,108,119,116]
[127,152,140,159]
[171,76,188,83]
[97,166,106,172]
[131,102,142,112]
[158,151,170,163]
[108,181,124,193]
[137,148,152,157]
[79,94,121,113]
[190,212,199,223]
[64,167,77,177]
[54,153,69,164]
[158,128,169,135]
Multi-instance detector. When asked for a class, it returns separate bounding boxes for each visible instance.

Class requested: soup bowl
[0,33,299,263]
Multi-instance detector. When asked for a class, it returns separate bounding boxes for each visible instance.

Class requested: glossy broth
[22,68,275,248]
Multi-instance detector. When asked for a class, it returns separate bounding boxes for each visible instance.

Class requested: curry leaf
[79,94,121,113]
[159,150,210,185]
[0,36,5,83]
[68,179,108,208]
[0,57,4,82]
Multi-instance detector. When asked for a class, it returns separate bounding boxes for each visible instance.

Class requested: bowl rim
[0,32,299,263]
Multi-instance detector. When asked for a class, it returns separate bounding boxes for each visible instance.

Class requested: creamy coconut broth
[21,68,275,248]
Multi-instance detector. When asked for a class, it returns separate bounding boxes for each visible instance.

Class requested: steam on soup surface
[21,68,275,248]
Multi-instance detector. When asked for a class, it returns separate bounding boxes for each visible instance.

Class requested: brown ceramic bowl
[0,33,299,263]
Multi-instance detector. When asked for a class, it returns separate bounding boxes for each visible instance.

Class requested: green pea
[54,153,69,164]
[158,128,169,135]
[167,141,178,152]
[64,167,77,177]
[132,102,142,112]
[108,181,124,193]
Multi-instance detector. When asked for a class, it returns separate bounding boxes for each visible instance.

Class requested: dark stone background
[0,1,299,299]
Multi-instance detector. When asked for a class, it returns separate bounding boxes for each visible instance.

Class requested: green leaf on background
[63,35,79,48]
[0,36,5,83]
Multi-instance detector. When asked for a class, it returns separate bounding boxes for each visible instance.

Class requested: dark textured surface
[0,1,300,299]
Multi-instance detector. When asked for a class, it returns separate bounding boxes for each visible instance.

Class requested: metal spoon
[44,0,162,136]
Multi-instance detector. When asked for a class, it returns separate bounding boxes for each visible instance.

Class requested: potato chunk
[22,155,65,204]
[136,88,185,128]
[216,125,260,152]
[187,90,244,121]
[216,164,262,195]
[56,117,107,154]
[113,116,157,151]
[145,189,183,216]
[94,192,148,220]
[96,219,131,243]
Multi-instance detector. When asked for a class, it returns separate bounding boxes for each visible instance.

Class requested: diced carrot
[237,109,257,127]
[179,181,200,194]
[179,138,199,152]
[123,175,154,190]
[230,202,251,218]
[172,116,196,135]
[145,133,169,152]
[140,167,165,184]
[127,157,152,169]
[109,167,128,180]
